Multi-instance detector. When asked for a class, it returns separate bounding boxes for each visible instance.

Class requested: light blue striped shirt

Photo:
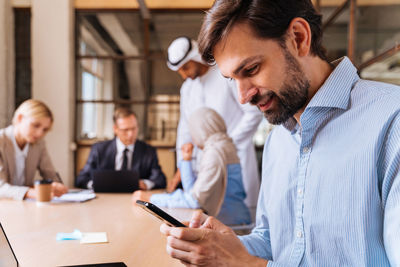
[239,57,400,266]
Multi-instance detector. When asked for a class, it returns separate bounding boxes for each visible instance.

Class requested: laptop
[0,223,126,267]
[91,170,139,193]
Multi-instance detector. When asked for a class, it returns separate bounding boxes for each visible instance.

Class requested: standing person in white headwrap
[133,108,251,225]
[166,36,262,212]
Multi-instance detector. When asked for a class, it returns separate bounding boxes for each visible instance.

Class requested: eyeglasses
[116,127,137,133]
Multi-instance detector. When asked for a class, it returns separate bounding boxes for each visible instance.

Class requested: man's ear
[286,17,312,57]
[113,124,118,135]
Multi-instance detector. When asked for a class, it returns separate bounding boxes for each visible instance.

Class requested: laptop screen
[91,170,139,193]
[0,223,18,267]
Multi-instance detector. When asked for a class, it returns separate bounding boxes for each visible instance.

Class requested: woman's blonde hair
[12,99,53,125]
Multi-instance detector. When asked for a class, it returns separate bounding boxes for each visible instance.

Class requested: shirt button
[298,189,303,196]
[302,147,310,153]
[297,231,303,238]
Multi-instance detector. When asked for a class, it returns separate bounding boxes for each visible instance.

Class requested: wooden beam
[13,0,400,9]
[74,0,214,10]
[75,0,139,9]
[12,0,31,8]
[347,0,357,62]
[137,0,151,19]
[322,0,350,31]
[145,0,214,9]
[312,0,400,6]
[316,0,322,11]
[76,54,165,61]
[358,43,400,71]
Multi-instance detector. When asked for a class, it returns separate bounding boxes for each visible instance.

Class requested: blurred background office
[0,0,399,188]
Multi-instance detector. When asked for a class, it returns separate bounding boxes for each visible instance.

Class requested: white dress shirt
[115,138,134,171]
[10,132,29,186]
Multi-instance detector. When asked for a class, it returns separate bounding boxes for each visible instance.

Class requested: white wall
[31,0,75,186]
[0,0,15,128]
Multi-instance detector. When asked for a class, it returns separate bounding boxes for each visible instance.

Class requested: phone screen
[136,200,187,227]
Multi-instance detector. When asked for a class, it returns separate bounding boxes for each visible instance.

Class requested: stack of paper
[80,232,108,244]
[52,190,96,203]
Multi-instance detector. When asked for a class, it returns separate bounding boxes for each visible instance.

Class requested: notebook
[0,223,126,267]
[91,170,139,193]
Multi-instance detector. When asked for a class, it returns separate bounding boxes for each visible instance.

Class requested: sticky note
[56,229,82,241]
[80,232,108,244]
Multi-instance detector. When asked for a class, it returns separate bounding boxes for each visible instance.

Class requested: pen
[55,172,64,184]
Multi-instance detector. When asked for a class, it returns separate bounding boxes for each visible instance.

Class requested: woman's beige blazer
[0,125,57,200]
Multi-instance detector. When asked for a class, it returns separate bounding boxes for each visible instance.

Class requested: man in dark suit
[75,107,166,190]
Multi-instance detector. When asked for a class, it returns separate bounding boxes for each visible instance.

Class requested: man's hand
[160,215,267,266]
[188,210,209,228]
[138,180,148,190]
[132,190,151,203]
[51,182,68,197]
[167,169,181,193]
[181,143,194,161]
[24,188,36,199]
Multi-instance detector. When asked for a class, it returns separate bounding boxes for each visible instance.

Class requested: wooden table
[0,193,194,267]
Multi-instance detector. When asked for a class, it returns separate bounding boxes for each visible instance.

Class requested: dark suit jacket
[75,139,166,189]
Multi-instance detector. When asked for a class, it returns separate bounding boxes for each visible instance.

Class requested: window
[75,10,204,176]
[75,11,204,144]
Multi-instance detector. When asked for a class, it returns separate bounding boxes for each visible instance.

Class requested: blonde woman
[133,107,251,225]
[0,99,68,200]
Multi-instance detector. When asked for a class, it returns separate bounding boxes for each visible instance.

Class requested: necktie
[121,148,129,170]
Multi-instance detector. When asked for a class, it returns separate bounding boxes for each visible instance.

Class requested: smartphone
[136,200,187,227]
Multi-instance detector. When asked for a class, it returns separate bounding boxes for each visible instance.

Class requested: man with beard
[160,0,400,266]
[166,36,262,213]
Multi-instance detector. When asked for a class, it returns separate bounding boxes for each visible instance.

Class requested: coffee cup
[34,179,52,204]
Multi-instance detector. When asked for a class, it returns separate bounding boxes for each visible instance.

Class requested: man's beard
[250,49,310,125]
[192,68,202,80]
[188,66,202,80]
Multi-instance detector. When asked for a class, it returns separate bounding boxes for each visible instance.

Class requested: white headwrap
[167,37,206,71]
[188,108,240,216]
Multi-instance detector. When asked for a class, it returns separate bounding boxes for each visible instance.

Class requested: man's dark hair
[198,0,327,63]
[113,107,136,124]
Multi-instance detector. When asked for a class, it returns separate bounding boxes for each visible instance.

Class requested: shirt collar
[306,56,359,110]
[282,57,359,133]
[282,117,299,134]
[116,137,134,153]
[10,126,29,157]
